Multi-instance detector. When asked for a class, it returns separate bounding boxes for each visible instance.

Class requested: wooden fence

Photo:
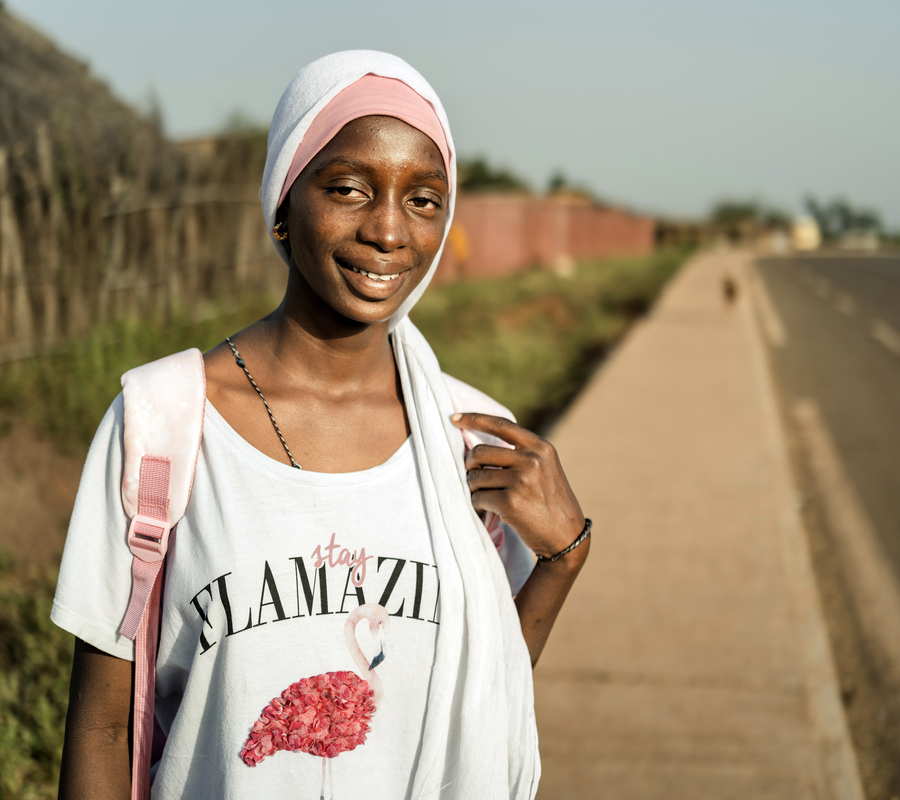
[0,126,656,362]
[0,125,283,362]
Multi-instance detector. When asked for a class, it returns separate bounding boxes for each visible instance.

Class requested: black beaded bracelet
[536,518,592,562]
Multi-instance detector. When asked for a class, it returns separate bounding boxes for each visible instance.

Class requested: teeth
[349,265,401,281]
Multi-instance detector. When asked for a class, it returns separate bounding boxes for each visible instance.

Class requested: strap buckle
[127,513,171,563]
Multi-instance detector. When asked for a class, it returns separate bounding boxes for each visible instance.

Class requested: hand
[451,413,586,560]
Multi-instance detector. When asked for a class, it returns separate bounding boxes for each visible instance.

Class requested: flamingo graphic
[240,603,389,799]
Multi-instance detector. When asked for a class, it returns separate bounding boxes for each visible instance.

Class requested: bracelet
[536,518,592,562]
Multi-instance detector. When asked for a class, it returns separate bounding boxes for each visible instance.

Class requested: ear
[275,195,287,226]
[275,200,291,257]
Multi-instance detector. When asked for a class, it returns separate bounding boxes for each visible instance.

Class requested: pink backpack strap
[442,373,515,549]
[119,348,205,800]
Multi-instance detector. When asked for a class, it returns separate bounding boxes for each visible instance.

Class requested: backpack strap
[442,372,516,549]
[119,348,205,800]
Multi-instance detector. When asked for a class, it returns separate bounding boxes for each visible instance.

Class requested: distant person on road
[53,50,590,799]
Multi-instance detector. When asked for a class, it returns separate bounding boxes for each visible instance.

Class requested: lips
[346,264,403,281]
[337,257,410,283]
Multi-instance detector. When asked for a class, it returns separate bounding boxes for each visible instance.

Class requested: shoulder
[441,373,516,423]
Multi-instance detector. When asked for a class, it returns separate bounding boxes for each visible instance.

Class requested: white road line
[792,399,900,677]
[742,259,864,800]
[871,319,900,357]
[749,266,787,347]
[834,293,856,317]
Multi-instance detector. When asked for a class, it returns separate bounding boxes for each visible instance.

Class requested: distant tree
[221,109,268,140]
[457,156,530,193]
[804,195,882,240]
[761,208,791,229]
[547,170,567,193]
[709,200,760,228]
[709,199,790,230]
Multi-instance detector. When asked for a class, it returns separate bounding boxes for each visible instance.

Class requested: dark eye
[409,195,441,210]
[328,185,367,199]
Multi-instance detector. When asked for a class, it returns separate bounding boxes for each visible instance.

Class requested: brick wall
[434,194,656,282]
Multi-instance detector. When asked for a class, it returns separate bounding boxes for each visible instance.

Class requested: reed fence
[0,123,658,363]
[0,124,282,363]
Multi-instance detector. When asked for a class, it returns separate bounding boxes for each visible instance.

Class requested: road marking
[871,319,900,357]
[742,261,864,800]
[749,266,787,347]
[834,293,856,317]
[792,399,900,678]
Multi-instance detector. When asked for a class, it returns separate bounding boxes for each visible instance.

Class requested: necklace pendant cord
[225,337,302,470]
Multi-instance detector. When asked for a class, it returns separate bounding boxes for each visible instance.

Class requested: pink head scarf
[276,74,452,208]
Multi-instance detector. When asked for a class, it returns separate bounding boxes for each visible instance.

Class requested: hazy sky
[9,0,900,227]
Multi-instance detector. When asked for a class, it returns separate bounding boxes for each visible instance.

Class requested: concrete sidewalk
[534,252,863,800]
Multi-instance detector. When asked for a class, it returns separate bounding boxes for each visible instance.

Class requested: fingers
[466,466,510,492]
[470,488,508,517]
[464,443,519,471]
[451,412,542,449]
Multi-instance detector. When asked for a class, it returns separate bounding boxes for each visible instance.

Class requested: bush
[0,559,74,800]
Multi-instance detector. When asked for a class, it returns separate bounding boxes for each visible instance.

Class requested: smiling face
[279,115,449,327]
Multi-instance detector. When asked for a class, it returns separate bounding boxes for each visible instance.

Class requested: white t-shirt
[53,395,534,799]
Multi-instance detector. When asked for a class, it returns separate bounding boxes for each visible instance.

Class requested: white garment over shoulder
[53,395,533,799]
[56,49,542,800]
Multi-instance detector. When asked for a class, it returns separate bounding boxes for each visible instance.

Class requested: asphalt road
[755,253,900,800]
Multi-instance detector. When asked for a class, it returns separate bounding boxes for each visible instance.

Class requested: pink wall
[434,194,655,283]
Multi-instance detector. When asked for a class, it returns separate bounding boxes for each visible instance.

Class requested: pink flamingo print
[240,603,389,799]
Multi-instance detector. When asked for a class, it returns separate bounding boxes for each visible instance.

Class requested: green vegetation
[411,249,688,429]
[708,199,790,230]
[0,249,688,798]
[803,195,883,241]
[0,557,74,800]
[457,156,531,193]
[0,296,275,448]
[1,250,688,446]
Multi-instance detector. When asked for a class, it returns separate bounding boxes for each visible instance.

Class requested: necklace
[225,337,302,469]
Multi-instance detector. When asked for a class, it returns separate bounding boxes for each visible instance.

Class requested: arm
[59,638,133,800]
[451,413,589,667]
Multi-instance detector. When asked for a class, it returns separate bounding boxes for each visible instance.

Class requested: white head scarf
[261,50,456,330]
[260,51,539,798]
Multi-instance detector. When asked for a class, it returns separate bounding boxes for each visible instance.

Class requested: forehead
[305,115,447,181]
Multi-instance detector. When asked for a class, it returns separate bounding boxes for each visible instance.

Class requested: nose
[357,194,410,253]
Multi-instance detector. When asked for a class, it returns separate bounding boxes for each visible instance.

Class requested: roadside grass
[1,247,689,446]
[411,249,688,429]
[0,247,689,797]
[0,295,276,449]
[0,555,74,800]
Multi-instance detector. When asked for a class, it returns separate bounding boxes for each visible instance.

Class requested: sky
[9,0,900,227]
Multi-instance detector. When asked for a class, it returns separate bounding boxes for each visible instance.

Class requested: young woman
[54,50,589,799]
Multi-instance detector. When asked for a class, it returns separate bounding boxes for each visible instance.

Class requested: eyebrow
[311,156,449,188]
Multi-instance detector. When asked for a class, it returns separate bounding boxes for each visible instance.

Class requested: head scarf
[275,74,451,208]
[260,52,539,798]
[261,50,457,329]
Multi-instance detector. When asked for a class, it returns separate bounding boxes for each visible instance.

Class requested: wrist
[535,517,591,563]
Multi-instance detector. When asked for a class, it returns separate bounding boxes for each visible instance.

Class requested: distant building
[791,216,821,251]
[838,231,880,252]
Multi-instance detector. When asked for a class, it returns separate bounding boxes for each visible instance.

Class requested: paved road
[755,254,900,799]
